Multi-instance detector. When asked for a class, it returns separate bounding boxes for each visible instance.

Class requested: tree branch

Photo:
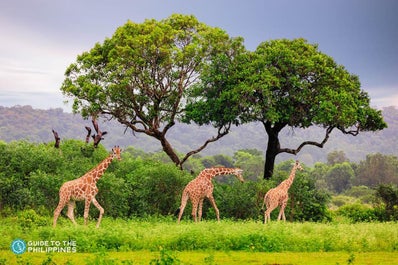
[338,124,360,136]
[179,123,231,166]
[279,126,335,155]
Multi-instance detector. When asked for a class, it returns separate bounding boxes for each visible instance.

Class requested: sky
[0,0,397,111]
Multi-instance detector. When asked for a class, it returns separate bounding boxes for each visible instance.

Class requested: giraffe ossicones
[53,146,122,228]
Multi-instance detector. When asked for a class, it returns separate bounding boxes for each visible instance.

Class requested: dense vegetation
[1,218,398,264]
[2,218,398,253]
[1,137,397,264]
[0,139,397,222]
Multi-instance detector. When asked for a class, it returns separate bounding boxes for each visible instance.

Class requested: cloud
[0,17,78,109]
[0,1,397,111]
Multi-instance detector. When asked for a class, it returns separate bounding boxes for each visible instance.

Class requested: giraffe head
[294,160,303,171]
[232,168,244,182]
[111,146,122,160]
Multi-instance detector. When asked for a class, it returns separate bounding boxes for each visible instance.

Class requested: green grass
[2,251,398,264]
[1,215,398,264]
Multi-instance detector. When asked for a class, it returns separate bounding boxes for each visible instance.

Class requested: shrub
[123,161,191,217]
[336,204,377,222]
[375,184,398,221]
[17,209,48,230]
[209,180,261,220]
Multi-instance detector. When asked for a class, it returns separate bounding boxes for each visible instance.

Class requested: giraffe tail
[175,189,189,218]
[260,192,268,213]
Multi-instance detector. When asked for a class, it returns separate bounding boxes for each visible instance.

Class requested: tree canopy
[61,14,244,168]
[184,38,387,179]
[61,14,386,178]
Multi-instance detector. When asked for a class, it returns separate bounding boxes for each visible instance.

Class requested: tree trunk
[263,121,284,179]
[263,134,279,179]
[159,136,182,168]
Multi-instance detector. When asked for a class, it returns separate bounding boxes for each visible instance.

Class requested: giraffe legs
[198,198,204,222]
[277,201,287,221]
[54,197,103,227]
[208,194,220,222]
[177,191,189,223]
[83,197,104,227]
[264,203,277,224]
[92,197,104,228]
[191,200,199,222]
[177,190,221,223]
[67,201,77,225]
[264,203,287,224]
[264,208,272,224]
[83,198,92,226]
[53,199,67,227]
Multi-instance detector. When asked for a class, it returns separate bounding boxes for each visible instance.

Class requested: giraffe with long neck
[176,166,244,223]
[262,160,303,223]
[53,146,122,228]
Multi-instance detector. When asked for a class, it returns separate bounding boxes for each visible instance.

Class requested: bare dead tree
[52,129,61,148]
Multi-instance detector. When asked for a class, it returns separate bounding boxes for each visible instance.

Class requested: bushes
[0,140,331,222]
[0,140,108,212]
[17,209,48,230]
[2,139,398,223]
[336,204,377,222]
[212,180,261,220]
[374,184,398,221]
[97,173,131,218]
[122,161,191,217]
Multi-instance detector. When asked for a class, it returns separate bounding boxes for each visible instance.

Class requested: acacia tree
[185,38,387,179]
[61,14,244,168]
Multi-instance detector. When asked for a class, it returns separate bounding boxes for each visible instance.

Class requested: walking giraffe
[175,166,244,223]
[261,160,303,223]
[53,146,122,228]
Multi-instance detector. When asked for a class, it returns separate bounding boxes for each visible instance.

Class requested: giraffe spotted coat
[262,160,303,223]
[53,146,122,228]
[176,166,244,223]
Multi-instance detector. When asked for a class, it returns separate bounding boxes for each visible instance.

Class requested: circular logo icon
[11,239,26,255]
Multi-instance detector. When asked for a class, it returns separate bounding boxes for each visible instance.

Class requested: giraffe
[53,146,122,228]
[176,166,244,223]
[261,160,303,224]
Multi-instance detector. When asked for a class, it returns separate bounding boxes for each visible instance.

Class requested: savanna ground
[1,215,398,265]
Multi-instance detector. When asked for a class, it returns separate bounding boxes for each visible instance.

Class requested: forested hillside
[0,105,397,165]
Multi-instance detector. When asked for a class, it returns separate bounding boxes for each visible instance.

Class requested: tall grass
[1,215,398,253]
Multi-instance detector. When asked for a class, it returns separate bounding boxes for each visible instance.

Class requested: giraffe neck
[203,167,236,179]
[90,154,115,183]
[280,167,297,190]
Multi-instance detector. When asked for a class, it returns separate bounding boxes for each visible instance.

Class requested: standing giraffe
[53,146,122,228]
[261,160,303,224]
[176,166,244,223]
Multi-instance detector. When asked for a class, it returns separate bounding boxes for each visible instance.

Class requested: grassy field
[2,250,398,264]
[1,215,398,264]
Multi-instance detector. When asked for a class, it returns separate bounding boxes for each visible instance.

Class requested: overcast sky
[0,0,397,111]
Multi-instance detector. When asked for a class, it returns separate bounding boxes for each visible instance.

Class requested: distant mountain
[1,105,397,165]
